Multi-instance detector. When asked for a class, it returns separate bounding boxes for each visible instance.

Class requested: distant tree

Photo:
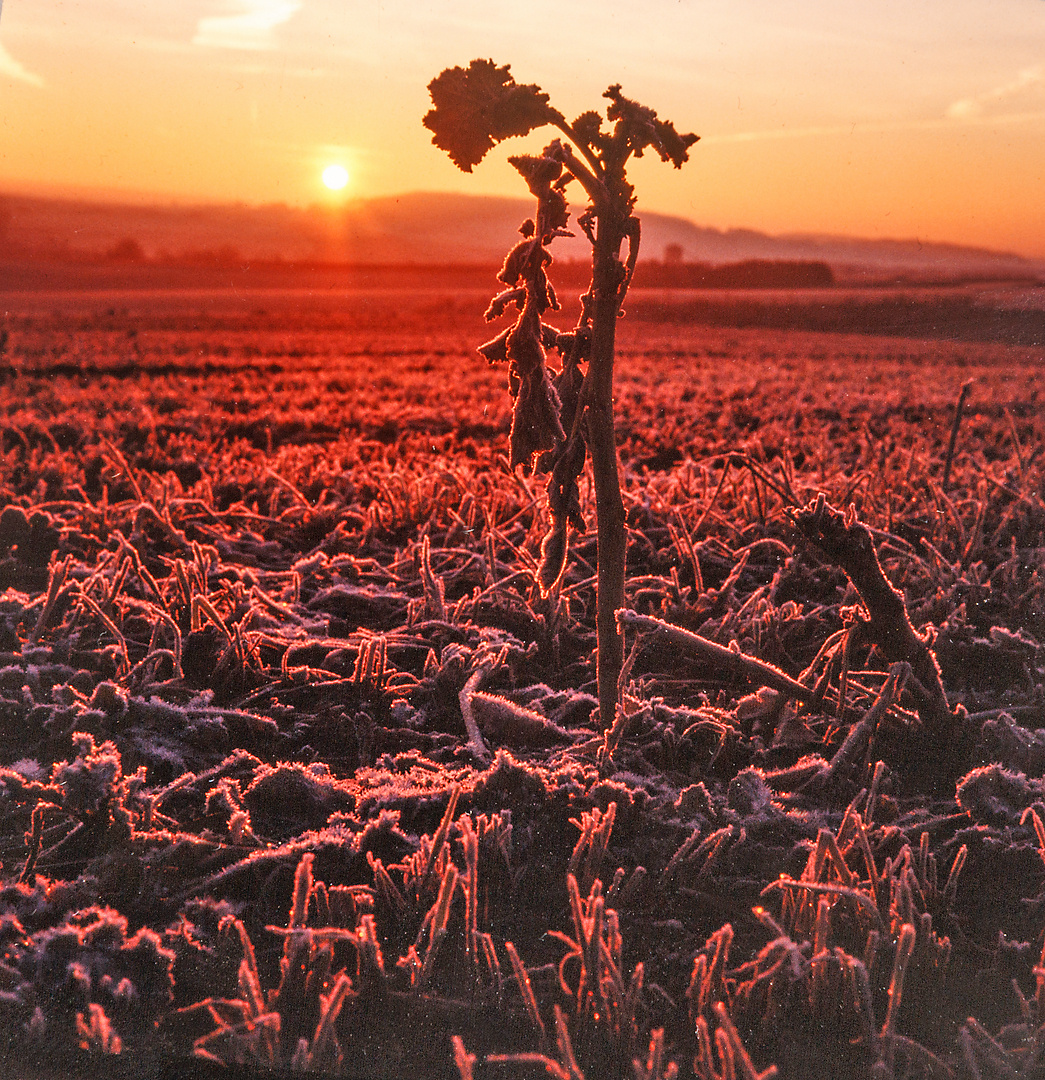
[424,60,698,748]
[663,242,685,265]
[106,237,147,263]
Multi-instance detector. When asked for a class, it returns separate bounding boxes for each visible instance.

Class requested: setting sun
[1,1,1043,255]
[322,164,349,191]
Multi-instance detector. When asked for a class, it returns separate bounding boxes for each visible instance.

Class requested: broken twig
[616,609,814,702]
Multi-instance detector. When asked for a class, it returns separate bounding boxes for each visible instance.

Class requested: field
[0,275,1042,1079]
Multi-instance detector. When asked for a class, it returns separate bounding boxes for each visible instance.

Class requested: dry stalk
[424,59,697,742]
[617,609,814,702]
[790,495,954,738]
[941,379,973,491]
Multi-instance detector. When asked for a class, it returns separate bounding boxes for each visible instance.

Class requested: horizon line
[1,183,1040,266]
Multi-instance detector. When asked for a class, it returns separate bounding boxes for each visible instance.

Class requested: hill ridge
[1,188,1039,279]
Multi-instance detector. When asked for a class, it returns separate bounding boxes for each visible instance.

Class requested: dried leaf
[603,85,699,168]
[424,60,561,172]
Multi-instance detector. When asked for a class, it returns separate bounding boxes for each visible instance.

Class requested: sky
[1,0,1044,257]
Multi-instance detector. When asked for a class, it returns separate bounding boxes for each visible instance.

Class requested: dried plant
[549,873,645,1051]
[790,496,955,738]
[568,801,616,896]
[182,853,358,1071]
[424,59,698,740]
[693,1002,778,1080]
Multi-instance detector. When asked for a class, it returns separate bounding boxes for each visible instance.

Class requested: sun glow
[322,164,349,191]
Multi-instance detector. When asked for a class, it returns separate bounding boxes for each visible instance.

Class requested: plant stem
[616,609,816,702]
[587,213,628,730]
[791,496,953,734]
[941,379,973,490]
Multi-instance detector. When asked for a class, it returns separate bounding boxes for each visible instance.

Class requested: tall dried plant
[424,59,698,735]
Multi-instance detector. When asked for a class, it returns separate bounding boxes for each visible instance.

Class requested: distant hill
[1,189,1040,283]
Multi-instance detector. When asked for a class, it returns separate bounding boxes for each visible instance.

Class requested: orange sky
[2,1,1044,257]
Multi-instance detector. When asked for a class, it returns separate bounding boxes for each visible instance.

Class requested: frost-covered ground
[0,283,1042,1078]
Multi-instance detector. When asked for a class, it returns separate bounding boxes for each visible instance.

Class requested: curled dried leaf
[477,327,511,364]
[538,523,569,595]
[510,155,572,237]
[484,288,526,322]
[424,60,561,172]
[571,110,605,150]
[604,85,699,168]
[506,316,565,469]
[498,238,546,287]
[510,153,562,189]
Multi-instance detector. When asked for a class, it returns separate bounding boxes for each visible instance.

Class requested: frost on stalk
[426,58,698,717]
[479,152,572,474]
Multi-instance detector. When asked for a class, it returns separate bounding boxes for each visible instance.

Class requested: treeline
[3,238,836,292]
[97,246,835,288]
[634,258,835,288]
[545,257,835,289]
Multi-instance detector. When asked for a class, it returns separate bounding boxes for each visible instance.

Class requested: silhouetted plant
[424,59,698,741]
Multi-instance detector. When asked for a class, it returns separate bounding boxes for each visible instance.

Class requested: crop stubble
[0,284,1042,1078]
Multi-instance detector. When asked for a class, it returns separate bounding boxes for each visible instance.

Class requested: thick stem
[791,496,953,733]
[616,610,816,702]
[587,213,629,731]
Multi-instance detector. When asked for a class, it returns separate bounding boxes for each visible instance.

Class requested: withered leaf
[477,326,511,364]
[603,85,699,169]
[538,523,569,595]
[424,60,561,172]
[509,153,562,191]
[484,287,526,322]
[571,110,604,150]
[507,334,565,469]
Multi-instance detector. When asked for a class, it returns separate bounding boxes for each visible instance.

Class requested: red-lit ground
[0,280,1042,1079]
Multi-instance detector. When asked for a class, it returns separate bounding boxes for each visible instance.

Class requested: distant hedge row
[633,258,835,288]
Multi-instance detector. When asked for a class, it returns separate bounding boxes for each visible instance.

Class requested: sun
[322,164,349,191]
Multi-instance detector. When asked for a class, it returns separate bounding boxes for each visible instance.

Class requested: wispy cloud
[703,123,866,145]
[193,1,302,52]
[703,104,1045,146]
[0,40,44,87]
[947,66,1045,120]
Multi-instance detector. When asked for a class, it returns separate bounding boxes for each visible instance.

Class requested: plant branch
[790,495,953,733]
[616,609,815,702]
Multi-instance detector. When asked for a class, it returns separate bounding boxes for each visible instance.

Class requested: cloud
[193,1,302,51]
[0,40,44,87]
[947,66,1045,120]
[704,102,1045,147]
[703,124,860,145]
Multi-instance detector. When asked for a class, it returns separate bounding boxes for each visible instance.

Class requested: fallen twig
[459,665,493,763]
[616,609,815,702]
